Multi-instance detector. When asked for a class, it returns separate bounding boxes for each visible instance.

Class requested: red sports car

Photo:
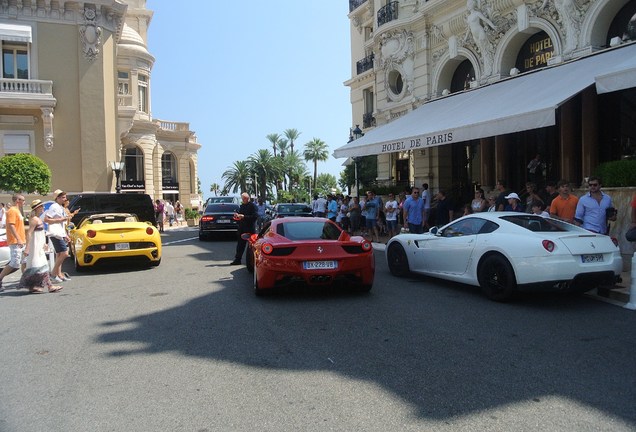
[244,217,375,295]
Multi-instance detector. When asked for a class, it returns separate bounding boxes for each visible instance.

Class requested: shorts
[386,219,397,231]
[50,236,69,253]
[8,244,25,268]
[365,217,377,229]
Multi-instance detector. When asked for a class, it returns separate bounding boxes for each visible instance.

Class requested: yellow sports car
[69,213,162,270]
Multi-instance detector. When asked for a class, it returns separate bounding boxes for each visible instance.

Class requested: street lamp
[109,160,125,194]
[347,125,364,198]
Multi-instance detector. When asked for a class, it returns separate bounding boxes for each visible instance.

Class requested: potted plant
[185,208,199,227]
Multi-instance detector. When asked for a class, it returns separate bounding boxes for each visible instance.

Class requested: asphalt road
[1,228,635,432]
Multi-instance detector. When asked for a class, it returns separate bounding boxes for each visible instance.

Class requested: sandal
[29,287,45,294]
[48,285,63,293]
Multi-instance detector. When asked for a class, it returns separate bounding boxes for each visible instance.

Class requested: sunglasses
[588,183,599,187]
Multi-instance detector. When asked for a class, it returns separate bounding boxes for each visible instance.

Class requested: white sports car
[385,212,622,301]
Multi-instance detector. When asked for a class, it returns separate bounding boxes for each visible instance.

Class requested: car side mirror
[429,226,439,235]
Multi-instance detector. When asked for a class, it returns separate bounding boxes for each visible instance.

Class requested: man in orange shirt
[0,194,26,291]
[550,180,579,223]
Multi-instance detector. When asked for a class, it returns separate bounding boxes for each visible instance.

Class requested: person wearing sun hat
[44,189,71,283]
[20,199,62,293]
[503,192,524,212]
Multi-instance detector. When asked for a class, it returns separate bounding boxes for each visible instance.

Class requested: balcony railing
[363,112,376,128]
[0,78,53,94]
[158,121,190,132]
[349,0,366,13]
[377,1,398,27]
[356,53,374,74]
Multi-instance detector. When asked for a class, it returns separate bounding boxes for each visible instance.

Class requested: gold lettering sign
[516,32,554,73]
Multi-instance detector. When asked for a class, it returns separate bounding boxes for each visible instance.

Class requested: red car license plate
[304,260,337,270]
[581,254,603,263]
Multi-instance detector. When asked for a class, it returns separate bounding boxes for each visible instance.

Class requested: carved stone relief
[40,108,54,152]
[535,0,592,54]
[79,7,102,62]
[380,30,415,102]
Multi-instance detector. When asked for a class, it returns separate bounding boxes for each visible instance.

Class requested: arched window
[123,146,144,182]
[161,152,177,184]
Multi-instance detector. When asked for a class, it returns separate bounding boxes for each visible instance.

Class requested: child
[531,201,549,218]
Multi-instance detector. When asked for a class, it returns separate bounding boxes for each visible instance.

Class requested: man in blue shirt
[574,176,614,234]
[402,187,426,234]
[327,195,339,222]
[364,190,381,242]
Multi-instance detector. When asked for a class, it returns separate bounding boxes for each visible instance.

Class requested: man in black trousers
[231,192,258,265]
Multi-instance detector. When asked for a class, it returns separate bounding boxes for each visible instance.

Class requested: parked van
[67,193,157,227]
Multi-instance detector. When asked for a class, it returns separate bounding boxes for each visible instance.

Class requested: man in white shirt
[385,193,399,238]
[314,195,327,218]
[44,189,71,283]
[165,201,175,227]
[421,183,431,229]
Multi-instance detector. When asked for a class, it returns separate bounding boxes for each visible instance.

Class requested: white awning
[0,23,32,43]
[595,50,636,94]
[334,42,636,159]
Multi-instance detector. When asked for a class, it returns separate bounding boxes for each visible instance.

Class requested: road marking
[163,236,198,246]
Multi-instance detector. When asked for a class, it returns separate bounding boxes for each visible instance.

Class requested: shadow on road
[93,236,636,424]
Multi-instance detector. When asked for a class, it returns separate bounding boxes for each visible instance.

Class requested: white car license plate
[581,254,603,263]
[304,260,337,270]
[217,219,230,224]
[115,242,130,250]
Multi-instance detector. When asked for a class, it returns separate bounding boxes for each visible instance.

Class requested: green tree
[222,160,251,194]
[247,149,278,200]
[210,182,220,196]
[303,138,329,190]
[0,154,51,194]
[315,173,338,197]
[284,128,301,154]
[266,133,281,158]
[342,156,377,196]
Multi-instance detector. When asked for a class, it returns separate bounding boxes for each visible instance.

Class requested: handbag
[626,226,636,242]
[46,222,66,239]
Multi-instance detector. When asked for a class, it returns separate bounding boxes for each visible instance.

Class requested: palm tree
[284,128,301,154]
[222,160,251,193]
[303,138,329,189]
[248,149,278,200]
[284,150,307,192]
[209,182,220,196]
[266,133,281,158]
[276,138,289,159]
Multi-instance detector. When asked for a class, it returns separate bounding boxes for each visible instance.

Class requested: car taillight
[0,240,7,247]
[146,227,154,235]
[201,215,213,222]
[361,241,372,251]
[542,240,555,252]
[262,243,274,254]
[610,237,619,247]
[87,230,97,238]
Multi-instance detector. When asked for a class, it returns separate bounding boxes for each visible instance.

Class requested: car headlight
[75,238,83,249]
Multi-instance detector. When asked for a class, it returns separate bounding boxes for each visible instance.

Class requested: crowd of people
[153,199,184,232]
[0,189,77,294]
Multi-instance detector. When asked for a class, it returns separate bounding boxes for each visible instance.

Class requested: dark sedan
[199,203,240,240]
[268,203,313,219]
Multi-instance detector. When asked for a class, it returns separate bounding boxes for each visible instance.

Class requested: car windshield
[205,204,239,213]
[277,204,312,214]
[277,221,342,241]
[206,197,236,204]
[501,215,570,232]
[87,214,137,224]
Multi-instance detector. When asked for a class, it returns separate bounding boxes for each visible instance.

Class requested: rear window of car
[277,204,312,214]
[205,204,239,213]
[277,221,341,240]
[501,215,569,232]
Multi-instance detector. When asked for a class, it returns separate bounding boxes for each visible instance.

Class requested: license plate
[304,260,337,270]
[115,242,130,250]
[217,219,231,224]
[581,254,603,263]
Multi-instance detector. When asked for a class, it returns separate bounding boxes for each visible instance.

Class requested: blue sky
[146,1,353,199]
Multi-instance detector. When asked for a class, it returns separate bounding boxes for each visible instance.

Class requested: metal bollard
[625,252,636,310]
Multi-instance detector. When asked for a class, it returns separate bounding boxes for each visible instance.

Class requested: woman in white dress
[21,200,62,294]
